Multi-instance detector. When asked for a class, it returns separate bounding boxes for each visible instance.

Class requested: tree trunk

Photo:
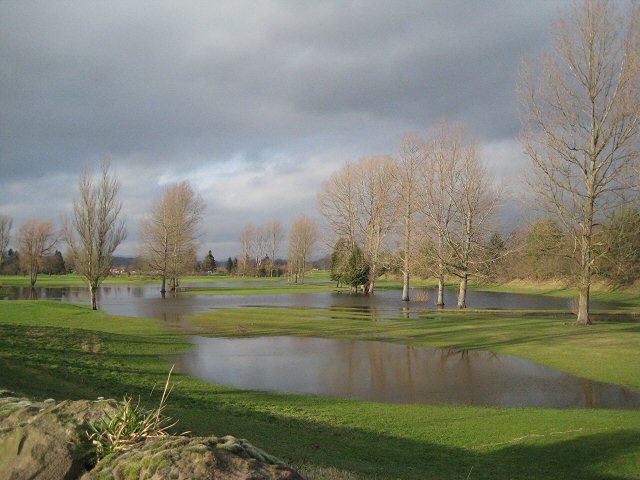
[401,270,409,301]
[457,274,468,309]
[367,262,377,294]
[576,283,591,325]
[90,284,97,310]
[401,206,411,301]
[161,275,166,296]
[437,273,445,307]
[576,190,594,326]
[576,238,592,325]
[366,280,375,294]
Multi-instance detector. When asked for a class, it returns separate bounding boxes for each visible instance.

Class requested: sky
[0,0,566,259]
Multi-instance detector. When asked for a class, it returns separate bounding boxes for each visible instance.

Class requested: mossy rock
[0,395,119,480]
[0,394,304,480]
[85,435,304,480]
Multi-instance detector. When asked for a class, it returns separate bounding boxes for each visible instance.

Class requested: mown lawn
[1,300,639,479]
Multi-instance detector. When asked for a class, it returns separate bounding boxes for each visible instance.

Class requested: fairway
[1,299,639,479]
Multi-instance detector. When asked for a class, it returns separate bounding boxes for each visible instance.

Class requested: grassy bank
[1,301,639,479]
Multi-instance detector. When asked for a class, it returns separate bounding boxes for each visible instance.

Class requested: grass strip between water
[1,300,639,479]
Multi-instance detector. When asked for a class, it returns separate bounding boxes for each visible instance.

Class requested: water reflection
[1,283,628,324]
[173,336,640,409]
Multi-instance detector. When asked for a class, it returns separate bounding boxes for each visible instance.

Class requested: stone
[0,394,304,480]
[84,435,304,480]
[0,394,118,480]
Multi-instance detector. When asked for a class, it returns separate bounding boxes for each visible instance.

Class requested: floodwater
[173,335,640,409]
[0,282,624,324]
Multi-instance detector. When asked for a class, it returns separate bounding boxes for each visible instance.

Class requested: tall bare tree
[393,134,425,301]
[165,182,204,290]
[419,122,463,306]
[63,161,127,310]
[253,225,268,274]
[518,0,640,325]
[287,216,318,283]
[266,219,284,276]
[448,144,501,308]
[0,215,12,268]
[239,224,254,276]
[418,121,501,308]
[318,157,397,293]
[141,181,204,295]
[16,219,57,286]
[318,162,359,249]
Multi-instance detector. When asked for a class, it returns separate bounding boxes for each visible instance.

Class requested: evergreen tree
[342,245,369,292]
[43,250,66,275]
[1,249,21,275]
[330,238,350,287]
[226,257,234,274]
[204,250,215,272]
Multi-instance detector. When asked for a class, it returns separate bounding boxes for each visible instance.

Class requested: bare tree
[63,161,127,310]
[165,182,204,290]
[318,162,359,249]
[448,144,501,308]
[355,156,398,293]
[266,219,284,276]
[253,224,268,274]
[0,215,12,268]
[16,219,57,286]
[518,0,640,325]
[419,122,462,307]
[393,134,425,301]
[239,224,254,276]
[318,157,397,293]
[418,121,501,308]
[141,181,204,295]
[287,216,318,283]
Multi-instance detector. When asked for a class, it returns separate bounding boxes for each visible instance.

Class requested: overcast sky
[0,0,566,259]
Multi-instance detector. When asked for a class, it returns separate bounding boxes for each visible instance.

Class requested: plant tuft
[88,366,178,458]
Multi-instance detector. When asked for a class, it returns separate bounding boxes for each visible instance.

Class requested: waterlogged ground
[2,278,639,409]
[1,297,640,479]
[0,281,625,325]
[173,335,640,409]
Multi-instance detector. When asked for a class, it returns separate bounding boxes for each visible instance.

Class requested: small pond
[173,336,640,409]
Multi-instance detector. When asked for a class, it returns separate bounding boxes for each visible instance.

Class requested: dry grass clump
[297,465,359,480]
[412,288,430,303]
[88,366,179,458]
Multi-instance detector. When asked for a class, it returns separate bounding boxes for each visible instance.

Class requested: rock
[84,435,304,480]
[0,394,304,480]
[0,394,118,480]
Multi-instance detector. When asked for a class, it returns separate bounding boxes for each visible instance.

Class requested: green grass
[1,300,639,479]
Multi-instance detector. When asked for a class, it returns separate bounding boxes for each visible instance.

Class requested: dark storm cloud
[0,0,563,256]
